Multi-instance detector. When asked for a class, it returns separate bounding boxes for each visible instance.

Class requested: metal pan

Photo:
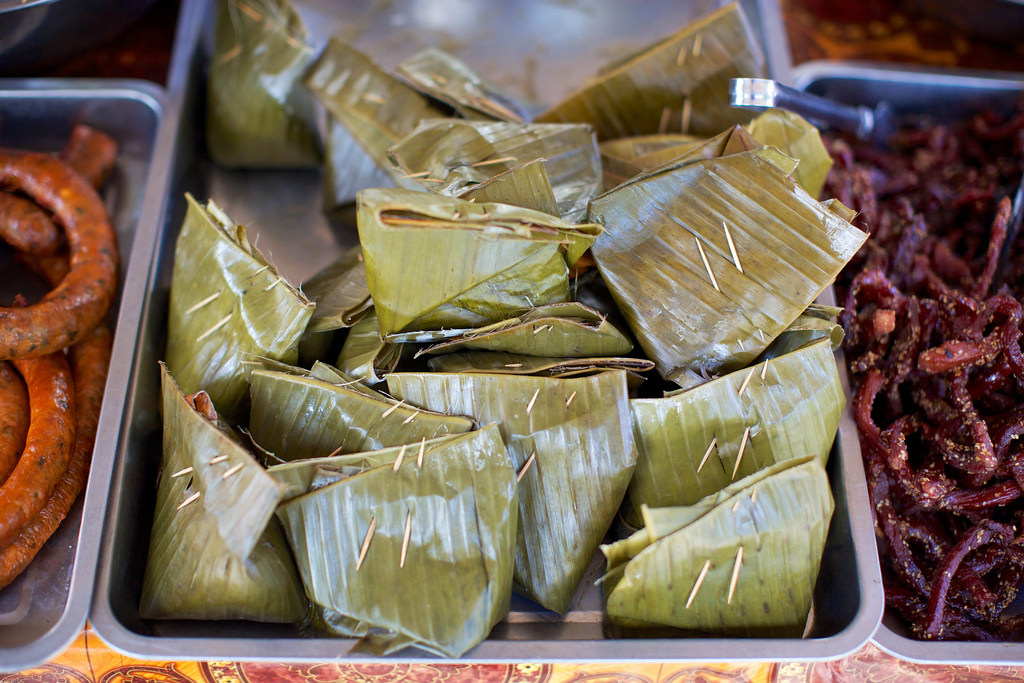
[89,0,882,662]
[792,59,1024,665]
[0,79,170,672]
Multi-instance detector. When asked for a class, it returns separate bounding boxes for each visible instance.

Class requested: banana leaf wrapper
[415,302,632,358]
[386,119,601,222]
[426,351,655,378]
[303,38,447,181]
[276,424,518,657]
[755,304,845,362]
[589,147,867,388]
[140,364,307,621]
[396,48,530,122]
[358,188,601,337]
[266,434,462,500]
[323,117,394,212]
[207,0,320,168]
[535,3,766,140]
[745,108,832,199]
[336,310,403,385]
[601,456,834,636]
[387,370,637,614]
[458,160,559,216]
[300,245,372,334]
[622,337,842,529]
[248,367,474,462]
[165,195,314,423]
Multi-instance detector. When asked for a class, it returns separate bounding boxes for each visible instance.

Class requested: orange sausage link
[0,150,118,360]
[0,192,61,255]
[0,361,28,485]
[0,351,75,548]
[0,326,110,588]
[60,124,118,189]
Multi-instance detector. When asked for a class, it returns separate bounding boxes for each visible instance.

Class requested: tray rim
[0,77,173,672]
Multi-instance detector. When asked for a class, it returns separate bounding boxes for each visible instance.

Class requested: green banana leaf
[303,38,447,181]
[385,119,601,222]
[601,456,833,636]
[535,3,766,140]
[140,364,307,621]
[358,188,601,337]
[165,195,314,423]
[207,0,320,168]
[745,108,833,199]
[387,370,637,614]
[323,117,394,213]
[396,48,529,122]
[755,304,845,361]
[248,367,474,461]
[589,146,867,388]
[622,337,843,529]
[300,245,372,334]
[336,310,403,385]
[266,434,462,500]
[458,160,560,216]
[276,424,517,657]
[415,302,632,358]
[426,351,655,378]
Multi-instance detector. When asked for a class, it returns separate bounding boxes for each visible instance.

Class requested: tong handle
[729,78,881,141]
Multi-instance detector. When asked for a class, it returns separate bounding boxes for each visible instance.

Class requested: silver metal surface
[794,59,1024,666]
[0,80,169,672]
[89,0,882,662]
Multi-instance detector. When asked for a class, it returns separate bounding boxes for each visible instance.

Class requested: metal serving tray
[89,0,881,662]
[793,60,1024,665]
[0,80,170,672]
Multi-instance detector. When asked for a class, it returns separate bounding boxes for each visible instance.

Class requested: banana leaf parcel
[744,108,833,199]
[427,351,655,378]
[140,364,306,622]
[165,195,314,423]
[589,146,867,388]
[335,310,403,385]
[300,245,372,334]
[601,456,833,637]
[386,119,601,222]
[456,160,559,217]
[387,370,637,614]
[207,0,320,168]
[535,3,766,140]
[248,366,474,462]
[415,302,632,358]
[323,117,394,212]
[358,188,601,337]
[276,424,518,657]
[623,337,844,529]
[756,304,845,362]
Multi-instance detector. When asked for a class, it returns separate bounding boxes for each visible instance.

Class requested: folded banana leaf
[600,135,702,190]
[535,3,766,140]
[385,119,601,222]
[415,302,632,358]
[266,434,462,500]
[323,117,394,213]
[744,108,832,199]
[207,0,320,168]
[248,367,474,461]
[358,188,601,337]
[276,423,517,657]
[303,38,447,181]
[602,456,833,636]
[622,337,842,529]
[387,370,637,614]
[300,245,372,334]
[589,146,867,388]
[458,160,559,216]
[165,195,314,423]
[755,304,845,361]
[140,364,306,622]
[335,310,403,385]
[396,48,529,122]
[426,351,655,378]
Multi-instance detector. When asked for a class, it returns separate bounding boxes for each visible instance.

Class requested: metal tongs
[729,77,1024,286]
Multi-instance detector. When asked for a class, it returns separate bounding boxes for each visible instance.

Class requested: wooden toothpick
[185,291,220,315]
[527,388,540,414]
[196,314,232,343]
[472,157,516,167]
[393,443,408,472]
[737,367,755,398]
[177,491,201,511]
[732,426,751,480]
[692,32,703,58]
[760,361,768,380]
[402,411,418,425]
[696,436,718,474]
[676,43,688,67]
[209,455,229,465]
[222,463,244,479]
[681,97,692,135]
[659,106,671,135]
[381,400,405,418]
[362,93,386,104]
[171,466,193,478]
[416,437,426,467]
[403,170,430,179]
[727,546,744,604]
[723,221,742,273]
[694,236,720,292]
[517,452,537,482]
[565,391,577,407]
[686,559,711,609]
[356,516,377,570]
[400,510,412,568]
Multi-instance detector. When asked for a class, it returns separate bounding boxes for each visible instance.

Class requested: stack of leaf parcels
[601,457,833,636]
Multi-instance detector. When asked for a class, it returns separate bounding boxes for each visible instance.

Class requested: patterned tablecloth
[9,0,1024,680]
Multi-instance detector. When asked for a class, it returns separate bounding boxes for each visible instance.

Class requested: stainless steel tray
[793,60,1024,665]
[0,79,170,672]
[89,0,881,662]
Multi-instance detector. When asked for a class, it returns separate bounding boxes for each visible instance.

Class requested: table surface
[9,0,1024,679]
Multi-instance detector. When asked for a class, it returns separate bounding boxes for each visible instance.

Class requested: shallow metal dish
[793,59,1024,665]
[0,79,170,672]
